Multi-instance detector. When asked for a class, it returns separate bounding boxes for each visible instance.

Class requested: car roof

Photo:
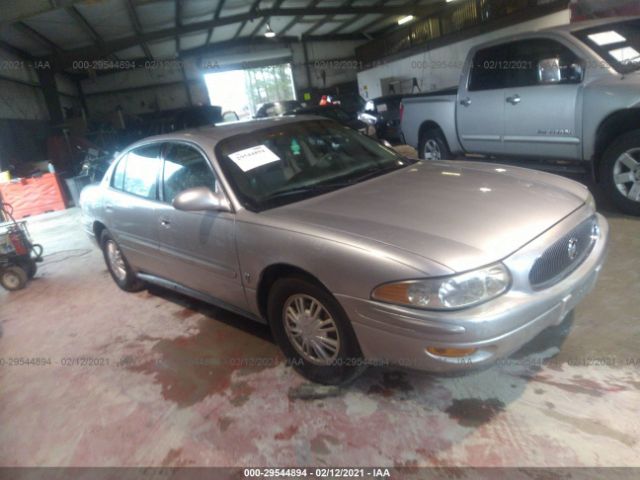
[470,16,639,54]
[539,15,639,34]
[127,115,329,150]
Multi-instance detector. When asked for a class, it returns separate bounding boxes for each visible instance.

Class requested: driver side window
[162,143,219,204]
[508,39,583,87]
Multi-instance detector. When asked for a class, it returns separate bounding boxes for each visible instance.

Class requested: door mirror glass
[538,58,562,84]
[173,187,231,212]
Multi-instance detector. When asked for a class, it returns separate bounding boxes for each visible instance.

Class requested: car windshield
[216,120,414,211]
[574,19,640,73]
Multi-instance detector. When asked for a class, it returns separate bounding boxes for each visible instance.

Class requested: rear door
[457,43,510,155]
[502,38,583,160]
[155,142,246,309]
[105,143,165,276]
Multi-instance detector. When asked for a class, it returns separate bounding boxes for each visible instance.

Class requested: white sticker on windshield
[228,145,281,172]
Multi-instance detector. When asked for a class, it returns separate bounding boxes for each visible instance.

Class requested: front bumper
[338,210,609,373]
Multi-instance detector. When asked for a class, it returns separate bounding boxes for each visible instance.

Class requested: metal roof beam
[175,0,182,53]
[65,6,120,60]
[205,0,227,45]
[303,0,357,37]
[50,5,420,67]
[279,0,322,37]
[125,0,154,60]
[233,0,262,39]
[14,21,61,54]
[249,0,285,37]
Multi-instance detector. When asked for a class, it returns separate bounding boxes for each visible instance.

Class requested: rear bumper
[338,212,609,373]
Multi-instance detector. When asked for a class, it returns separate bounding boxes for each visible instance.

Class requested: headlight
[371,263,511,310]
[585,191,596,210]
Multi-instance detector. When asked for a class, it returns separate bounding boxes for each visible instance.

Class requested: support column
[35,67,63,124]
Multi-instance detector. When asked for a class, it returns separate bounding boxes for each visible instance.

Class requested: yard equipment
[0,201,43,291]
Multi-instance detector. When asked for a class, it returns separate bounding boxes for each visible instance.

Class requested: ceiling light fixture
[265,24,276,38]
[397,15,414,25]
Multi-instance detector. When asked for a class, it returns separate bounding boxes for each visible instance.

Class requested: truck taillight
[399,102,404,122]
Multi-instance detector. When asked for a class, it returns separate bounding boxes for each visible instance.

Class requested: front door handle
[460,97,472,107]
[160,219,171,227]
[506,95,521,105]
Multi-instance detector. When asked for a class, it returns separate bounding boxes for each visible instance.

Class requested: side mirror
[538,58,562,84]
[172,187,231,213]
[358,112,378,126]
[222,110,239,122]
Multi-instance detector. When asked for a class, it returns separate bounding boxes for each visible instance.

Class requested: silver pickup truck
[401,17,640,215]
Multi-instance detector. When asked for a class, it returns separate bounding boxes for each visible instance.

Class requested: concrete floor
[1,181,639,468]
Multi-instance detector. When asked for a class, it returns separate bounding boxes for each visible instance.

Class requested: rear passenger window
[122,144,162,200]
[162,143,218,204]
[468,44,512,91]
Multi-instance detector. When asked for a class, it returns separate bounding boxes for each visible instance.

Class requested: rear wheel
[419,128,452,161]
[600,130,640,216]
[268,276,365,385]
[100,230,144,292]
[1,266,28,291]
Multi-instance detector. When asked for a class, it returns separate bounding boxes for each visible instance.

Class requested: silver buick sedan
[80,116,609,384]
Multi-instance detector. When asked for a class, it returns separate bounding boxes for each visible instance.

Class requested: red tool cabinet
[0,173,67,219]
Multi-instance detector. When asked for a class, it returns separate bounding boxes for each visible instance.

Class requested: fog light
[426,347,477,358]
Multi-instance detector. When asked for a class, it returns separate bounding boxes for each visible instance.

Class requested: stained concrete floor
[0,180,639,468]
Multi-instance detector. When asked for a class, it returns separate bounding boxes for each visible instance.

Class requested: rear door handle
[160,219,171,227]
[506,95,521,105]
[460,97,472,107]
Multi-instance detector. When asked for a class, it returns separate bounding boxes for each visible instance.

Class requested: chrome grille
[529,216,598,290]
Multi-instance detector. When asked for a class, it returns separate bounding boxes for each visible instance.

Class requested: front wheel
[1,266,28,291]
[419,128,452,161]
[600,130,640,216]
[268,277,365,385]
[100,230,144,292]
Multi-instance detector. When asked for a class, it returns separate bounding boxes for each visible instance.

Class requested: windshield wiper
[346,163,407,184]
[262,162,413,204]
[263,182,350,201]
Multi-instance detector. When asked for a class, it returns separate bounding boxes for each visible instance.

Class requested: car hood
[266,161,588,272]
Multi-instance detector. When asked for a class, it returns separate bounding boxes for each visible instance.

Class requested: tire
[1,266,28,291]
[418,128,452,161]
[16,258,37,279]
[600,130,640,216]
[267,276,366,385]
[100,230,144,292]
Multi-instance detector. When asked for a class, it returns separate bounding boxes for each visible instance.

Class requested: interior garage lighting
[588,30,626,46]
[397,15,414,25]
[265,24,276,38]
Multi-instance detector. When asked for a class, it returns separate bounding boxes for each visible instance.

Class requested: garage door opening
[205,63,296,120]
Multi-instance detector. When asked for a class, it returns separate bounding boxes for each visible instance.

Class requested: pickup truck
[401,17,640,216]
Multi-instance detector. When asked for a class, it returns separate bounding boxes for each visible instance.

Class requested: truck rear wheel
[419,128,451,161]
[600,130,640,216]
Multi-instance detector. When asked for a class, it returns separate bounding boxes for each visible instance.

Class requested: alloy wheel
[106,240,127,281]
[282,294,340,365]
[424,139,442,161]
[613,148,640,202]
